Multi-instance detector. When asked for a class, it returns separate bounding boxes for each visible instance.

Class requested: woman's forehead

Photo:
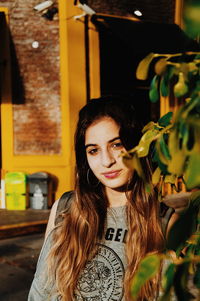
[85,117,120,144]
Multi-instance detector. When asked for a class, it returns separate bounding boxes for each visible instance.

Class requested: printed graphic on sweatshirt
[105,228,127,243]
[74,244,124,300]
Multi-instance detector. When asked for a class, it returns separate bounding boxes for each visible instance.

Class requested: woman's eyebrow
[109,136,120,143]
[85,137,120,149]
[85,143,97,149]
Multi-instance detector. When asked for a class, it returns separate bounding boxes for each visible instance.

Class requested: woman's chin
[101,179,129,191]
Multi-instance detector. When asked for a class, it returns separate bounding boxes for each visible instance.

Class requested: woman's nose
[101,149,116,167]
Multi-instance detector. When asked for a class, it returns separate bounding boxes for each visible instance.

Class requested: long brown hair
[47,96,164,300]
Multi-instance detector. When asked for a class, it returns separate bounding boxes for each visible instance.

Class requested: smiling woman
[85,117,133,205]
[28,96,165,301]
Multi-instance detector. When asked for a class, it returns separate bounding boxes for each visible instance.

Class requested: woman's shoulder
[55,190,74,224]
[45,191,74,238]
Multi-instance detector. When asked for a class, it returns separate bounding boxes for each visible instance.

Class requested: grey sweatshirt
[28,206,128,301]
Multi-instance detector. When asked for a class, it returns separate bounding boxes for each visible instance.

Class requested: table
[0,209,50,239]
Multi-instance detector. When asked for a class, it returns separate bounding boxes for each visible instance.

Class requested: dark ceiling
[87,0,175,24]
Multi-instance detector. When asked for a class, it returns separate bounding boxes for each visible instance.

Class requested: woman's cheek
[87,156,99,173]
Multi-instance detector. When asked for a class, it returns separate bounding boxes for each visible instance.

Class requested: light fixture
[32,41,40,49]
[134,10,142,17]
[34,1,54,12]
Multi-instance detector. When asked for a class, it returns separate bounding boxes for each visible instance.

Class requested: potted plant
[123,1,200,299]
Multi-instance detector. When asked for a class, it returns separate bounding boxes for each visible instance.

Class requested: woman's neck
[105,187,128,207]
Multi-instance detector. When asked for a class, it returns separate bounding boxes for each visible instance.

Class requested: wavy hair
[47,96,164,300]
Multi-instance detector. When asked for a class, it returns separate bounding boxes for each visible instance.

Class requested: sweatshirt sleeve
[27,230,57,301]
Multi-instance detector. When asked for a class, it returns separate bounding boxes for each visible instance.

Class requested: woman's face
[85,117,133,191]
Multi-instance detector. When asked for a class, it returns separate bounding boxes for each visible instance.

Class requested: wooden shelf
[0,209,50,239]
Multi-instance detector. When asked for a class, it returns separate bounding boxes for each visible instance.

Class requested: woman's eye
[88,148,98,155]
[112,142,123,149]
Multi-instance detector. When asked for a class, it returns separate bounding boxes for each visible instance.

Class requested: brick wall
[1,0,61,155]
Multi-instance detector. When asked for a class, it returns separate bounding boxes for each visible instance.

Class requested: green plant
[123,1,200,299]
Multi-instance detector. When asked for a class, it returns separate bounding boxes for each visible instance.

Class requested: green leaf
[180,123,189,150]
[181,96,200,119]
[122,154,145,180]
[168,129,187,176]
[130,254,161,299]
[159,64,175,98]
[133,155,145,180]
[184,18,200,39]
[136,129,159,157]
[174,72,188,98]
[145,183,151,193]
[155,58,168,75]
[163,263,176,291]
[142,121,156,133]
[168,150,187,177]
[149,75,160,103]
[184,152,200,190]
[156,135,171,164]
[158,112,173,127]
[136,53,156,80]
[194,264,200,288]
[152,149,168,175]
[167,152,186,176]
[188,62,198,74]
[164,174,176,184]
[160,263,175,301]
[160,75,169,97]
[184,4,200,39]
[152,166,161,184]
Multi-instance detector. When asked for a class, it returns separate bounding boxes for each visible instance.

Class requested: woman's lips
[102,170,122,179]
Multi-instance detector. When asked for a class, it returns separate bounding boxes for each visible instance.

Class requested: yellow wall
[1,2,88,201]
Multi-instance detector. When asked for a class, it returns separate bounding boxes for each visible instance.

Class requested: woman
[28,96,188,301]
